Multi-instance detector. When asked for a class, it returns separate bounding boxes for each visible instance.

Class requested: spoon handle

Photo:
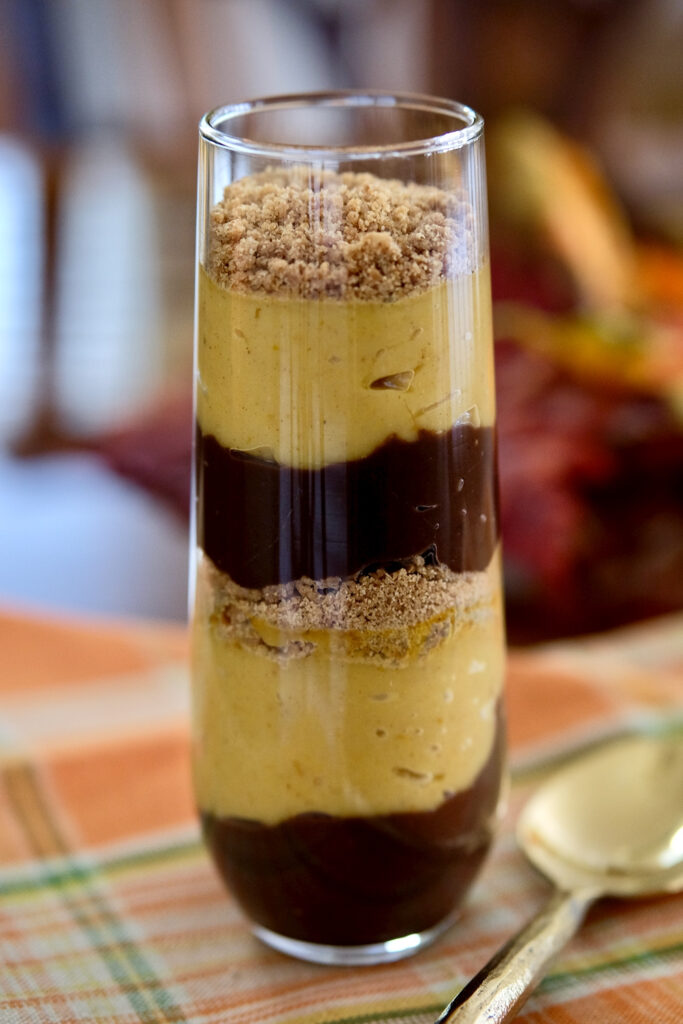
[435,888,594,1024]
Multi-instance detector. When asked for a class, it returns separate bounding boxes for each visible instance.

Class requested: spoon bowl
[436,731,683,1023]
[519,733,683,898]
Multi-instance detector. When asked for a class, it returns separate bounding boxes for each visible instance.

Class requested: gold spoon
[436,732,683,1024]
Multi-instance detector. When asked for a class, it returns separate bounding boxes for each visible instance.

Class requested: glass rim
[199,90,484,160]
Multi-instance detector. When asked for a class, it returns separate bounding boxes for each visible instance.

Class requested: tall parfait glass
[191,92,506,965]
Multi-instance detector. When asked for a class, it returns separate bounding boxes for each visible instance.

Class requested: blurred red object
[99,391,193,522]
[496,338,683,642]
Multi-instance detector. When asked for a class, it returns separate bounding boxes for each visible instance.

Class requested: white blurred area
[0,137,43,444]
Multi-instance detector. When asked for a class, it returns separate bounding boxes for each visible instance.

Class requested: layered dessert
[192,169,505,948]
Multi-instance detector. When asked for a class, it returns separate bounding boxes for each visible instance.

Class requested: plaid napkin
[1,608,681,1023]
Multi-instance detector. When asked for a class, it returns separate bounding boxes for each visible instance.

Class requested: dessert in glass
[191,92,506,965]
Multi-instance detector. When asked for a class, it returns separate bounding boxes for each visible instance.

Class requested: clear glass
[191,92,506,965]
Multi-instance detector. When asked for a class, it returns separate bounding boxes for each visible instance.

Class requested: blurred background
[0,0,681,640]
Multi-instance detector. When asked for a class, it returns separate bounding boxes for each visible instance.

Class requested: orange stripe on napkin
[521,972,683,1022]
[506,653,619,750]
[50,728,194,847]
[0,609,186,694]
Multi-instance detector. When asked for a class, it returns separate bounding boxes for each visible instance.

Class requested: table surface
[0,608,682,1024]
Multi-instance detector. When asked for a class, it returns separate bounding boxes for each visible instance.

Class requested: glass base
[253,912,458,966]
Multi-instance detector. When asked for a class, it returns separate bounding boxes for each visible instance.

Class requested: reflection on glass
[191,93,506,966]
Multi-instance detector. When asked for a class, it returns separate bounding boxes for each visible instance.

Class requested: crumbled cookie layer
[201,554,496,667]
[208,168,474,300]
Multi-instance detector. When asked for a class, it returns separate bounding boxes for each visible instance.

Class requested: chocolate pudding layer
[201,707,504,946]
[196,423,498,589]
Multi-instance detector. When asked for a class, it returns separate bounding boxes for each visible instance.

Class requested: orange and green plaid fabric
[1,607,682,1023]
